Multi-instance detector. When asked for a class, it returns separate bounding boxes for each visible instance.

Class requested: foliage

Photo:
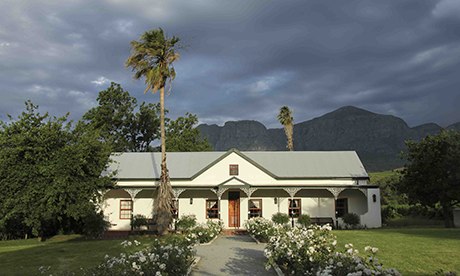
[0,101,113,239]
[166,113,212,152]
[265,225,400,275]
[126,28,181,235]
[81,212,110,239]
[317,244,401,276]
[277,106,294,151]
[342,213,360,228]
[83,235,195,275]
[245,217,276,243]
[131,215,149,230]
[400,130,460,228]
[297,214,311,228]
[189,220,223,244]
[265,224,337,274]
[175,215,197,232]
[272,212,290,225]
[81,82,161,152]
[334,228,460,275]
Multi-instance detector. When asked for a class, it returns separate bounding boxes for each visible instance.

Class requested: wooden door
[228,192,240,227]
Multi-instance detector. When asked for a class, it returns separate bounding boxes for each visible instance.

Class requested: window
[288,199,301,218]
[120,200,132,219]
[248,199,262,218]
[171,199,178,219]
[229,164,239,176]
[335,198,348,218]
[206,200,219,219]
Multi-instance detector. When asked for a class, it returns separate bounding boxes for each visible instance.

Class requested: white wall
[359,188,382,228]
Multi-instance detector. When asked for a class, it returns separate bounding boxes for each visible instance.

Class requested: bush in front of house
[175,215,197,232]
[83,235,196,275]
[264,224,400,275]
[245,217,276,243]
[271,212,290,225]
[190,220,223,244]
[82,211,110,239]
[317,244,401,276]
[297,214,311,228]
[131,214,149,230]
[342,213,360,228]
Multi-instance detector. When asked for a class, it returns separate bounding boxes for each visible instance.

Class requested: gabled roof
[108,149,369,180]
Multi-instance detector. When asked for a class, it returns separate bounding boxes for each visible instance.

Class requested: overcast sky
[1,0,459,128]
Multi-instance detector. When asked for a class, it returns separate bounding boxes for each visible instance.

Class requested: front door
[228,191,240,227]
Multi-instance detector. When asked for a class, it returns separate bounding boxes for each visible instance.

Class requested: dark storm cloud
[0,0,459,128]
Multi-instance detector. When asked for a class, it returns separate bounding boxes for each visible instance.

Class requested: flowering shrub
[265,225,400,276]
[245,217,276,243]
[265,224,337,274]
[317,244,401,276]
[175,215,197,232]
[83,235,195,275]
[190,220,223,243]
[272,212,290,225]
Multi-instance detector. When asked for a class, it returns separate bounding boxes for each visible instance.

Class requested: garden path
[191,234,276,276]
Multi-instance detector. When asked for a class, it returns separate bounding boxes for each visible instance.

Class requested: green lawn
[368,170,398,183]
[0,235,158,275]
[334,228,460,275]
[1,228,459,275]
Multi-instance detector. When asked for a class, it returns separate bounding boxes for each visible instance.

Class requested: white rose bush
[82,235,196,275]
[260,222,400,276]
[245,217,277,243]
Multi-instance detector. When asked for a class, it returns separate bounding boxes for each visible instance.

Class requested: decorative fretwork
[241,187,258,198]
[211,187,229,198]
[283,187,302,198]
[125,188,142,199]
[327,187,345,199]
[172,188,186,199]
[358,188,368,197]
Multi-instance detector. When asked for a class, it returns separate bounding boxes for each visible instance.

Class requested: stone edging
[198,234,219,246]
[187,256,201,276]
[271,262,285,276]
[250,234,283,275]
[249,234,262,244]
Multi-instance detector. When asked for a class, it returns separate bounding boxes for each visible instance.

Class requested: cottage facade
[102,149,381,230]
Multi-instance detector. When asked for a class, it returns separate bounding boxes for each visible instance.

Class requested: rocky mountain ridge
[197,106,460,172]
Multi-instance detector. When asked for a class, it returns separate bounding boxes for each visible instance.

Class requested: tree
[399,130,460,228]
[0,101,113,240]
[82,82,161,152]
[126,28,180,234]
[166,113,212,152]
[277,106,294,151]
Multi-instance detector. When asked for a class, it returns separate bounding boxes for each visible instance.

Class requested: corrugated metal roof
[107,150,368,179]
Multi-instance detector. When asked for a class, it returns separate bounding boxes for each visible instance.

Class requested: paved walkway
[191,235,277,276]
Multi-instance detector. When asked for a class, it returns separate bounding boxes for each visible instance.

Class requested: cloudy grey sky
[1,0,459,128]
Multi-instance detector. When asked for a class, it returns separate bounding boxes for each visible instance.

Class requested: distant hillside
[198,106,459,172]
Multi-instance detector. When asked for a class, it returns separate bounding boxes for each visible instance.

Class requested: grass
[334,228,460,275]
[368,170,399,183]
[1,228,459,275]
[0,235,158,275]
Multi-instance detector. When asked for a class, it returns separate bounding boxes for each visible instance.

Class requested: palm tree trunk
[285,124,294,151]
[154,86,173,235]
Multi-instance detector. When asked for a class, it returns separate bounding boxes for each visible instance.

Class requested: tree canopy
[399,130,460,228]
[277,106,294,151]
[82,82,160,152]
[166,113,212,152]
[0,102,113,239]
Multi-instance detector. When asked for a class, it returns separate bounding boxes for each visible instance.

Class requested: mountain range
[197,106,460,172]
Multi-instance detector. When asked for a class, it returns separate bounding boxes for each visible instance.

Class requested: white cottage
[102,149,382,231]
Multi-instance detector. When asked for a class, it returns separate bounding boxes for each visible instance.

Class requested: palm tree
[277,106,294,151]
[126,28,180,234]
